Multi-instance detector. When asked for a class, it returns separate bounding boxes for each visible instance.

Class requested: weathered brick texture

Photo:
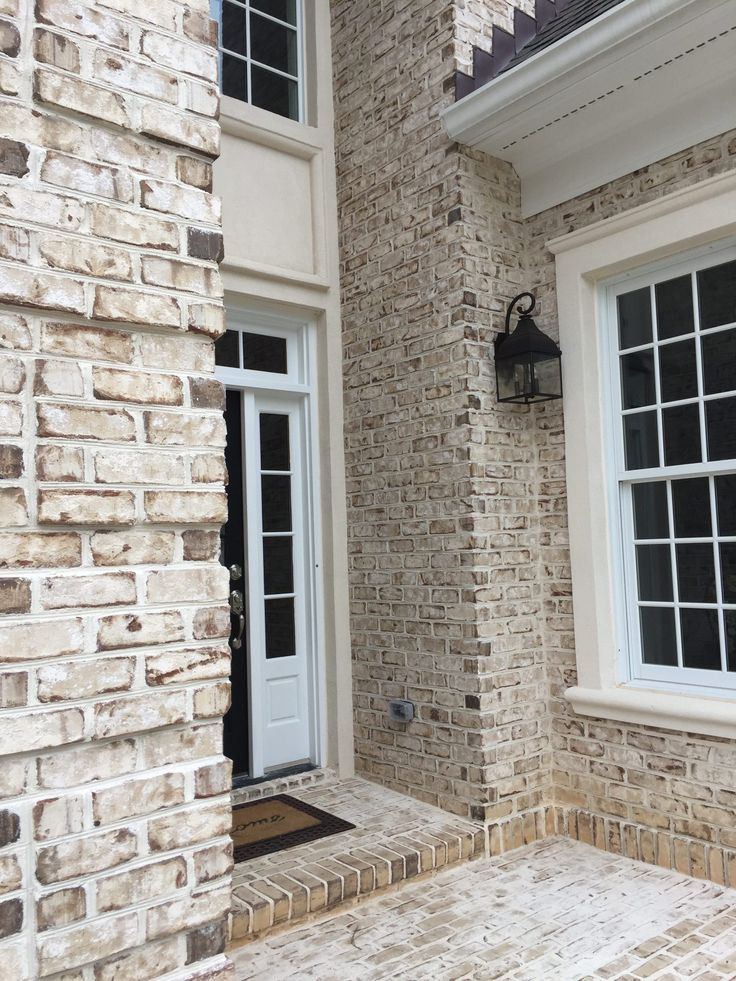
[0,0,230,977]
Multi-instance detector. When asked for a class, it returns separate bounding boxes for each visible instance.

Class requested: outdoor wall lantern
[495,292,563,403]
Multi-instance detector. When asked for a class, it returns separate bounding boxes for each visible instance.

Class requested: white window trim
[548,168,736,739]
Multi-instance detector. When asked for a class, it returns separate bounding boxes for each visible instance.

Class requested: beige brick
[91,530,176,566]
[192,606,229,640]
[144,410,225,447]
[36,445,84,482]
[140,334,213,373]
[148,802,230,853]
[94,690,188,738]
[140,179,220,224]
[147,566,228,604]
[143,490,227,524]
[140,30,217,82]
[0,532,81,569]
[188,302,225,339]
[93,936,182,981]
[0,670,27,708]
[38,489,136,526]
[0,358,24,395]
[92,772,185,825]
[0,313,31,350]
[98,610,185,650]
[37,656,135,702]
[0,265,85,315]
[0,706,84,754]
[182,529,219,561]
[34,68,130,129]
[37,828,137,885]
[0,853,22,895]
[94,448,186,484]
[33,795,85,840]
[0,185,84,232]
[33,27,81,72]
[93,367,183,406]
[34,359,84,398]
[142,257,220,297]
[0,400,22,435]
[41,322,133,363]
[39,234,134,281]
[0,222,29,261]
[36,886,86,932]
[37,738,137,789]
[0,618,83,663]
[93,285,181,328]
[40,572,136,610]
[193,682,230,718]
[145,645,229,686]
[41,152,133,202]
[89,203,179,252]
[36,0,129,48]
[0,577,30,614]
[97,857,186,912]
[193,841,232,885]
[37,911,138,976]
[146,884,230,940]
[94,50,179,104]
[37,402,135,442]
[0,487,27,527]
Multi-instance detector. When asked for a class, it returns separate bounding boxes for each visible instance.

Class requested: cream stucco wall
[213,2,353,777]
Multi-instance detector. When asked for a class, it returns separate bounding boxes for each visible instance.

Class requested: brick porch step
[228,776,486,945]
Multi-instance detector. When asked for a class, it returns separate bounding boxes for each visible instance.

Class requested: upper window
[609,248,736,693]
[212,0,302,121]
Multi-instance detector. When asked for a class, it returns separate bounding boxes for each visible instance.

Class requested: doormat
[232,794,355,863]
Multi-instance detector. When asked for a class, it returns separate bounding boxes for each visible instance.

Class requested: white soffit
[441,0,736,217]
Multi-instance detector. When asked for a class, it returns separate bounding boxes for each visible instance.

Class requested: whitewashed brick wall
[0,0,232,977]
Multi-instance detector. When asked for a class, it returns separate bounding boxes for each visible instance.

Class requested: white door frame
[216,308,326,779]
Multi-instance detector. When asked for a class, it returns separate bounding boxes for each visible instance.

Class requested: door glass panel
[215,329,240,368]
[655,275,694,340]
[261,475,292,531]
[702,328,736,395]
[621,351,655,409]
[260,413,290,470]
[680,608,721,670]
[633,481,668,539]
[243,332,287,374]
[698,259,736,331]
[640,607,677,666]
[618,288,652,349]
[263,536,294,594]
[265,597,296,658]
[672,478,711,538]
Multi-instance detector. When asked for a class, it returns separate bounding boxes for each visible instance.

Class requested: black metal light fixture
[495,292,563,404]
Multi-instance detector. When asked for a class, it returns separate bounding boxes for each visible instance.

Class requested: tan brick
[36,445,84,482]
[146,884,230,940]
[144,410,225,447]
[143,490,227,524]
[37,738,137,789]
[37,828,137,885]
[37,656,135,702]
[33,795,85,840]
[0,443,22,478]
[0,487,26,527]
[94,690,188,738]
[89,203,179,252]
[39,234,134,281]
[0,400,22,435]
[182,529,219,561]
[139,334,212,373]
[38,489,136,526]
[41,322,133,363]
[0,618,83,663]
[37,911,138,976]
[92,772,185,825]
[0,706,84,755]
[140,30,217,82]
[91,530,176,566]
[34,68,130,129]
[40,572,136,610]
[41,151,133,202]
[147,566,228,604]
[94,50,179,104]
[93,285,181,328]
[193,682,230,719]
[98,610,185,650]
[140,179,220,224]
[33,27,81,72]
[0,853,22,895]
[34,359,84,398]
[97,857,186,912]
[36,0,129,48]
[0,577,30,614]
[145,645,229,686]
[37,402,135,442]
[36,887,86,932]
[93,367,183,406]
[0,313,31,350]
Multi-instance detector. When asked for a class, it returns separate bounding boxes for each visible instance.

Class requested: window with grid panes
[212,0,302,120]
[610,250,736,691]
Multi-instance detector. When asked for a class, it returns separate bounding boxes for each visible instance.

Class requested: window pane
[706,397,736,461]
[655,274,694,340]
[263,536,293,594]
[618,288,652,349]
[243,332,287,373]
[261,475,292,532]
[663,404,701,466]
[222,54,247,101]
[702,328,736,395]
[681,608,721,670]
[624,411,658,470]
[250,65,298,119]
[633,482,669,539]
[215,329,240,368]
[640,607,677,666]
[264,597,295,658]
[698,259,736,331]
[636,545,672,601]
[720,543,736,603]
[672,478,711,538]
[725,611,736,672]
[250,12,297,74]
[716,474,736,536]
[659,339,697,403]
[676,543,716,602]
[259,413,290,471]
[621,351,655,409]
[251,0,297,25]
[222,1,247,55]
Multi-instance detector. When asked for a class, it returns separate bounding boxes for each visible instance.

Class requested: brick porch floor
[230,837,736,980]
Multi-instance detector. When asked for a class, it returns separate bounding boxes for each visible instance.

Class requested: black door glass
[636,545,673,602]
[243,332,287,374]
[663,404,701,466]
[265,597,295,658]
[261,475,292,532]
[215,329,240,368]
[640,607,677,666]
[655,275,694,340]
[716,474,736,535]
[659,339,697,403]
[251,65,298,119]
[618,288,652,349]
[222,55,248,101]
[672,477,711,538]
[681,608,721,671]
[624,411,659,470]
[263,536,294,594]
[621,351,655,409]
[676,543,716,603]
[633,481,669,539]
[725,611,736,672]
[222,0,247,55]
[701,328,736,395]
[720,543,736,603]
[260,414,290,471]
[250,12,297,74]
[698,259,736,331]
[706,397,736,461]
[251,0,297,25]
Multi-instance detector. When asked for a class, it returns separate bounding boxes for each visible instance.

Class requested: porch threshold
[228,777,486,946]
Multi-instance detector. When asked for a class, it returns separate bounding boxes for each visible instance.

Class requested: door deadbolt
[229,563,243,581]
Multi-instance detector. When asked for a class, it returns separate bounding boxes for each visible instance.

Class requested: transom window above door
[211,0,302,120]
[610,248,736,692]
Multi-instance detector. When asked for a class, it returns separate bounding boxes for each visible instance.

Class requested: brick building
[0,0,735,977]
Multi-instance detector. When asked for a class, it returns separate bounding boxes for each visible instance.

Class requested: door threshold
[232,762,316,790]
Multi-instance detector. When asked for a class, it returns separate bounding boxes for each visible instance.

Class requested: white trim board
[441,0,736,217]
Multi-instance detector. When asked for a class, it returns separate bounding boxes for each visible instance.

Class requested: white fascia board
[441,0,713,148]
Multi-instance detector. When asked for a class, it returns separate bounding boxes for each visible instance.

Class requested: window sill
[566,684,736,739]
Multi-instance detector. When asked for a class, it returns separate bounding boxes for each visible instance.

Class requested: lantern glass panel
[532,352,563,400]
[496,355,533,402]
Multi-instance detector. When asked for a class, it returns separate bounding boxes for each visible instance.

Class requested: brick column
[0,1,232,977]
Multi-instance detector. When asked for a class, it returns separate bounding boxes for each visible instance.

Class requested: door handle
[229,589,245,650]
[231,613,245,650]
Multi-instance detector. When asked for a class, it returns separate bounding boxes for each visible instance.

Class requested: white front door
[243,390,313,773]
